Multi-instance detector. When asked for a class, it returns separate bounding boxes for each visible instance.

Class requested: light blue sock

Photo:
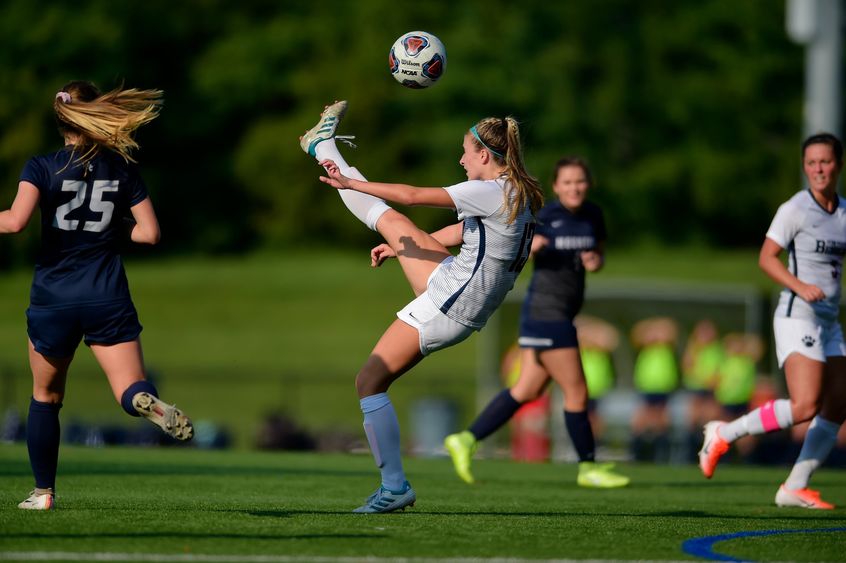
[784,416,840,490]
[360,393,407,492]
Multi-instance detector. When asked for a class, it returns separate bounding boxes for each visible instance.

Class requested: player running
[300,101,543,513]
[1,81,193,510]
[698,133,846,509]
[444,157,629,488]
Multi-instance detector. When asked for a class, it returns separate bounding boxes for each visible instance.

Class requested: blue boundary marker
[682,527,846,562]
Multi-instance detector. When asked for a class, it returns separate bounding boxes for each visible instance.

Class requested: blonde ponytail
[472,116,543,223]
[54,81,162,166]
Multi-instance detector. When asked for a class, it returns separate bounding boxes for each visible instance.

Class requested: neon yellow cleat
[577,462,630,488]
[444,431,478,484]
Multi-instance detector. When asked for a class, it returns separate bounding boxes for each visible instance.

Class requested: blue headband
[470,125,504,159]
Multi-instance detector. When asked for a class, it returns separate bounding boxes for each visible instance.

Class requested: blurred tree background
[0,0,806,266]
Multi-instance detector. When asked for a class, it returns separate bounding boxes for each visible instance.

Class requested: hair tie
[470,125,504,158]
[55,92,71,104]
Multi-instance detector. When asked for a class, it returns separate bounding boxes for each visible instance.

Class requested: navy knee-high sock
[120,380,159,417]
[468,389,522,441]
[564,410,595,462]
[26,398,62,490]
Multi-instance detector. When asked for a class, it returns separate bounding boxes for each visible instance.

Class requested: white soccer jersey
[426,178,534,329]
[766,189,846,322]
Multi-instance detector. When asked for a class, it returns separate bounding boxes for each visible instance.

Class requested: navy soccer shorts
[517,305,579,350]
[27,300,143,358]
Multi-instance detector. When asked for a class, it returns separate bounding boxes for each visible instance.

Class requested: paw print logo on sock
[802,335,816,347]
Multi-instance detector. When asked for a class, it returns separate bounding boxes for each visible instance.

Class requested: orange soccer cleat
[698,421,730,479]
[775,485,835,509]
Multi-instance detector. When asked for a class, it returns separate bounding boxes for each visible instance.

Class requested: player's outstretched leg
[775,484,835,509]
[132,392,194,441]
[698,420,729,478]
[444,431,478,484]
[299,100,348,157]
[353,481,417,514]
[300,101,391,232]
[18,488,55,510]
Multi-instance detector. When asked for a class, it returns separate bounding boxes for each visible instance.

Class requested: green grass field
[1,444,844,561]
[0,247,770,450]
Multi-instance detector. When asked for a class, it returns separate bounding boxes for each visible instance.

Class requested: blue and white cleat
[299,100,349,157]
[353,481,416,514]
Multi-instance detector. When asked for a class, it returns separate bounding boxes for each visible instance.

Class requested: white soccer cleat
[775,484,834,509]
[299,100,348,157]
[132,392,194,441]
[18,489,55,510]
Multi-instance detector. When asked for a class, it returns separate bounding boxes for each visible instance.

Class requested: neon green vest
[581,348,615,399]
[715,354,756,406]
[633,343,679,393]
[684,342,724,391]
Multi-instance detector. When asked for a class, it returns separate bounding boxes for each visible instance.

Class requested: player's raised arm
[319,160,455,209]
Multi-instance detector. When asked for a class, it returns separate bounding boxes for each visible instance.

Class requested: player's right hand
[371,243,396,267]
[318,159,352,189]
[798,282,826,302]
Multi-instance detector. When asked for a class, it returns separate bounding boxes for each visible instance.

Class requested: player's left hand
[371,243,396,267]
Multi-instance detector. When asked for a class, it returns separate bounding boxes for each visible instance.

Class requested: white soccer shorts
[397,291,475,356]
[774,316,846,367]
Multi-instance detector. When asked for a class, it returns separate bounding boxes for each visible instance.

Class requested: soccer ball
[389,31,446,89]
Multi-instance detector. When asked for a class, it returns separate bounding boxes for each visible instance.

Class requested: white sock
[719,399,793,442]
[784,416,840,490]
[360,393,407,492]
[314,139,390,231]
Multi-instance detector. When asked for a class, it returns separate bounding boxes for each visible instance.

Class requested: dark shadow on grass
[215,508,846,523]
[219,509,418,517]
[5,532,386,541]
[1,464,374,478]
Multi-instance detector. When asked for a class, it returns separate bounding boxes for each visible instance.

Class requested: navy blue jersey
[524,200,606,321]
[19,147,148,308]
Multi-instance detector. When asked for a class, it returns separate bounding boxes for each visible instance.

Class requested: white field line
[0,553,659,563]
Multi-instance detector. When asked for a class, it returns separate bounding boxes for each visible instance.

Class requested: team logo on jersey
[802,335,816,347]
[814,240,846,256]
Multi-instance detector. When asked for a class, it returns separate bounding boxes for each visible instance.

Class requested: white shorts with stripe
[774,316,846,367]
[396,256,476,356]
